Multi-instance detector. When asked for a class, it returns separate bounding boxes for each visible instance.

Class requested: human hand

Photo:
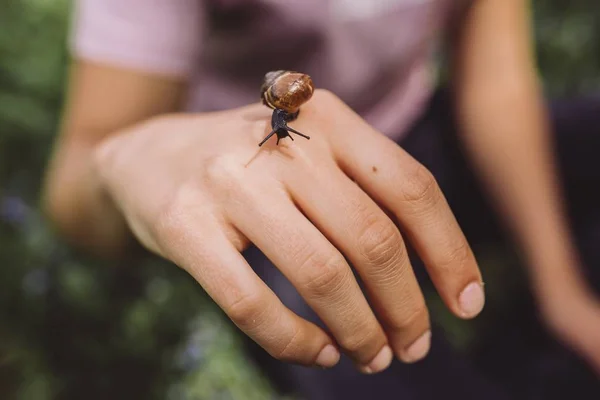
[92,90,485,373]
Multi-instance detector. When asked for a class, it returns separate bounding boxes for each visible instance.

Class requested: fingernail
[402,330,431,363]
[459,281,485,318]
[359,345,393,374]
[315,344,340,368]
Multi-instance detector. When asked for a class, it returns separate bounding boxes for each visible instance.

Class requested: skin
[46,80,483,371]
[43,0,600,375]
[451,0,600,374]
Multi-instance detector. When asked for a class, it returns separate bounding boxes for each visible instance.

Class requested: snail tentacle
[285,126,310,140]
[259,129,277,147]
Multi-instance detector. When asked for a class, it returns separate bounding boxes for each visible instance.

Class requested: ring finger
[224,181,394,373]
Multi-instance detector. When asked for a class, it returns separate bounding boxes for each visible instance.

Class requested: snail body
[258,70,314,147]
[261,70,315,114]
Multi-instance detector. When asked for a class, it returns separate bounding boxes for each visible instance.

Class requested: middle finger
[285,158,432,363]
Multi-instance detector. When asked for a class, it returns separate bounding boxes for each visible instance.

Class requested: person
[42,0,600,398]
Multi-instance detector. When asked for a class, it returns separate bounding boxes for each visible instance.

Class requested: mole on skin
[372,166,378,173]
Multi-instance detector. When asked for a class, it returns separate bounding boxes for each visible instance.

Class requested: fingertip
[458,281,486,319]
[398,330,432,363]
[357,345,394,374]
[315,344,341,368]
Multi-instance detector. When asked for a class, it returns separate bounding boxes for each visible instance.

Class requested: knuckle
[389,303,429,332]
[311,89,350,119]
[152,185,198,244]
[313,88,340,104]
[272,328,303,362]
[225,292,268,331]
[357,215,404,268]
[341,324,381,353]
[438,241,472,272]
[400,163,440,205]
[202,154,246,192]
[299,251,349,297]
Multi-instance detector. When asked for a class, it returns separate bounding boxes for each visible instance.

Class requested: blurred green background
[0,0,599,399]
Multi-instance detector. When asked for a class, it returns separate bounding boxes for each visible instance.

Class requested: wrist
[528,252,582,293]
[519,227,588,296]
[45,138,132,259]
[87,139,140,258]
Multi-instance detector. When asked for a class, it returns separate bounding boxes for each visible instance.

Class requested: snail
[258,70,314,147]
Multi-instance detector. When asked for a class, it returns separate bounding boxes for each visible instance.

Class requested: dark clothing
[242,89,600,400]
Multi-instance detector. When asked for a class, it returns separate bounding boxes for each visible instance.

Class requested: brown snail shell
[261,70,314,114]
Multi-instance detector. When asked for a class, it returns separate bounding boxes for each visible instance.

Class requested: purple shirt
[71,0,458,139]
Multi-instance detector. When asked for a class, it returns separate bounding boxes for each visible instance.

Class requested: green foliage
[0,0,598,399]
[0,1,281,398]
[533,0,600,95]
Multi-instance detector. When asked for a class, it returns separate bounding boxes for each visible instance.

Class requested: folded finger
[154,204,339,368]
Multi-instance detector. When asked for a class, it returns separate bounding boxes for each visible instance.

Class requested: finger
[224,182,393,373]
[321,98,484,319]
[153,202,340,368]
[285,159,431,363]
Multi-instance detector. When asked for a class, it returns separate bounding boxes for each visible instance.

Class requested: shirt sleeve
[69,0,205,78]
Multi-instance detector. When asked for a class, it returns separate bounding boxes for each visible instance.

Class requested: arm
[42,0,203,257]
[42,61,187,258]
[450,0,578,293]
[450,0,600,372]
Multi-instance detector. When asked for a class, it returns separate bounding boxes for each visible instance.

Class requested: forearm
[42,133,135,258]
[454,82,582,292]
[441,0,600,372]
[41,60,186,259]
[448,0,586,294]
